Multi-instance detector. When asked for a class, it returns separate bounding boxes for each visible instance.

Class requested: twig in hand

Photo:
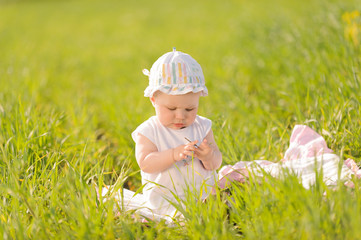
[184,137,199,148]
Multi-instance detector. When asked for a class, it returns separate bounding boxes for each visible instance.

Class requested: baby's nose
[175,109,185,119]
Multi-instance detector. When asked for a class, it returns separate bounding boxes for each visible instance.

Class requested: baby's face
[151,91,201,130]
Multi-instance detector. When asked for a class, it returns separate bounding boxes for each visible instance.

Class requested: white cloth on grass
[218,125,358,189]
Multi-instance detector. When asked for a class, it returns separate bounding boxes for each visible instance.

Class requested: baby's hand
[173,140,199,162]
[193,139,213,161]
[172,143,190,162]
[183,139,213,161]
[182,131,222,170]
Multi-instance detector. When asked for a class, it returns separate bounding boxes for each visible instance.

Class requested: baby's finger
[184,144,197,151]
[183,150,196,157]
[185,142,194,147]
[199,139,211,149]
[193,148,205,155]
[179,153,188,160]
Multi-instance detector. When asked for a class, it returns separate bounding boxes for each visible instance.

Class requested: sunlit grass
[1,0,361,238]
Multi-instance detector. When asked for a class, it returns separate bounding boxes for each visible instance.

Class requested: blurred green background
[1,0,361,238]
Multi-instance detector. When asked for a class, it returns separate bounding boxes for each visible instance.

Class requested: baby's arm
[134,133,191,173]
[184,129,222,170]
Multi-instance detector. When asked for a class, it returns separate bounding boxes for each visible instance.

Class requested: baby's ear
[150,97,156,107]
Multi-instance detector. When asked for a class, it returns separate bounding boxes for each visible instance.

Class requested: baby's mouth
[174,123,185,128]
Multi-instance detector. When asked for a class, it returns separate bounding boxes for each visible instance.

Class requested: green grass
[1,0,361,238]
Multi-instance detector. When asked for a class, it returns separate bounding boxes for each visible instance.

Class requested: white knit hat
[143,48,208,98]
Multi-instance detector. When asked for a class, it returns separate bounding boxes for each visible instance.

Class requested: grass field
[1,0,361,238]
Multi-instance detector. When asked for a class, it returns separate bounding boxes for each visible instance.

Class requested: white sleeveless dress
[102,115,216,223]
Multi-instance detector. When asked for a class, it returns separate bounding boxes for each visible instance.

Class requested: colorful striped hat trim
[143,48,208,97]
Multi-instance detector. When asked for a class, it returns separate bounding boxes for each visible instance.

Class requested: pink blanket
[218,125,360,189]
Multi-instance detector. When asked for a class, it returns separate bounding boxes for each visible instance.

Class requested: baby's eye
[167,107,176,111]
[186,108,194,112]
